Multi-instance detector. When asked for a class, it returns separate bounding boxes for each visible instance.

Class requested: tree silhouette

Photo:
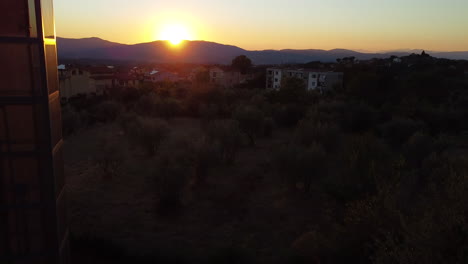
[232,55,252,74]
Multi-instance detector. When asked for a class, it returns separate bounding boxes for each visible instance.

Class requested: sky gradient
[55,0,468,51]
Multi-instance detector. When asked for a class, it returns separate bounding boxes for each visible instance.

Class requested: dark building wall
[0,0,69,263]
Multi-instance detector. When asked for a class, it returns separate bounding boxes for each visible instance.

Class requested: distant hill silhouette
[57,37,468,64]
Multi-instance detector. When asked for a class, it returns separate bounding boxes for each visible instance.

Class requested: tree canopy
[231,55,252,74]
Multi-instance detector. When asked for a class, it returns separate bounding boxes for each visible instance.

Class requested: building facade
[209,67,225,85]
[266,68,343,91]
[146,70,180,83]
[59,66,115,100]
[209,66,252,88]
[0,0,69,263]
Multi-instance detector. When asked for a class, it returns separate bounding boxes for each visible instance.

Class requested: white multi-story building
[266,68,343,91]
[266,68,283,89]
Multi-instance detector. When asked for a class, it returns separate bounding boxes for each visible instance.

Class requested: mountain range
[57,37,468,65]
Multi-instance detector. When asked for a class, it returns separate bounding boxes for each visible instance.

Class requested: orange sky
[55,0,468,51]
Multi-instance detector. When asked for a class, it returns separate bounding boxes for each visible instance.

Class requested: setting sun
[159,24,191,45]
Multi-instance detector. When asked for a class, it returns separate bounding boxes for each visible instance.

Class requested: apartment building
[266,68,343,91]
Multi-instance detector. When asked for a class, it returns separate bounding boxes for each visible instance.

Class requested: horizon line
[56,36,468,54]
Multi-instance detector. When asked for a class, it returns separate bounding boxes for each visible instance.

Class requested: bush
[403,132,435,167]
[233,105,264,146]
[125,117,170,156]
[192,137,222,185]
[134,94,157,116]
[294,119,341,151]
[95,134,124,179]
[380,117,426,146]
[262,117,275,138]
[199,103,219,128]
[371,156,468,264]
[62,106,82,136]
[325,135,393,201]
[154,97,182,120]
[154,135,195,214]
[273,143,326,192]
[205,119,243,165]
[343,102,378,132]
[272,104,307,128]
[118,111,140,135]
[93,101,123,123]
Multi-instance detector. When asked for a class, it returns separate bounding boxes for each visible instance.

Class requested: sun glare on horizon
[159,24,192,45]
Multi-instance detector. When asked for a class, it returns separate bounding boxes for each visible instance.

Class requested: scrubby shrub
[199,103,219,128]
[62,106,82,136]
[403,132,435,167]
[95,134,124,179]
[272,104,307,128]
[118,111,140,135]
[371,156,468,264]
[233,105,264,146]
[192,137,222,185]
[93,100,123,123]
[154,154,191,214]
[154,135,195,214]
[343,102,378,132]
[273,143,326,192]
[131,117,170,156]
[294,119,341,151]
[380,117,425,146]
[154,97,182,120]
[134,94,157,116]
[205,119,243,164]
[262,117,275,138]
[326,135,393,201]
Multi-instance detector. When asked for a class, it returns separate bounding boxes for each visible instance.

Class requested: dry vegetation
[64,55,468,263]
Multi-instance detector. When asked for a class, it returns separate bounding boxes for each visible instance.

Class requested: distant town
[57,57,348,102]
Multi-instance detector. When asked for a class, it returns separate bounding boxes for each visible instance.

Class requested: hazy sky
[55,0,468,51]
